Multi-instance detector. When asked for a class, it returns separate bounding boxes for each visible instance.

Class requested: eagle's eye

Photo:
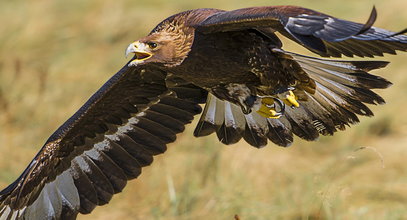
[147,42,158,49]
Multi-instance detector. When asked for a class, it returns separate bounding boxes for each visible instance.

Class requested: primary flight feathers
[1,5,405,219]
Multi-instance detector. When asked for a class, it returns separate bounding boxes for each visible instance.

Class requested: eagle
[1,5,406,219]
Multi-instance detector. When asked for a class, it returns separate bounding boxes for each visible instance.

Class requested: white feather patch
[224,101,245,130]
[18,169,79,219]
[0,206,11,220]
[55,170,80,211]
[42,185,56,218]
[46,181,62,218]
[201,94,218,125]
[73,157,91,173]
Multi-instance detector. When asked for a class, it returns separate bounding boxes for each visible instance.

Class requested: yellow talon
[256,90,299,118]
[283,91,299,108]
[256,97,282,119]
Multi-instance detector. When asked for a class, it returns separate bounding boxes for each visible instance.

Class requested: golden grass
[1,0,407,219]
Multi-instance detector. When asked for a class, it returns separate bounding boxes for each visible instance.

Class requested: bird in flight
[1,5,406,219]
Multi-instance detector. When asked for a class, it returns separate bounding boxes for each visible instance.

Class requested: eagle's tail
[193,51,392,148]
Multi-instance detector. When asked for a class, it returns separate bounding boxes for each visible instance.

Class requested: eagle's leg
[211,83,298,118]
[255,87,300,118]
[271,87,300,108]
[212,83,260,114]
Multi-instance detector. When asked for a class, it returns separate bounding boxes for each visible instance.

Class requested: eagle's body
[1,5,406,219]
[152,8,310,112]
[172,30,277,109]
[174,30,264,87]
[175,30,293,90]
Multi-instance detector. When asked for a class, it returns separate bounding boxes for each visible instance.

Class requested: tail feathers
[194,94,294,148]
[194,51,391,148]
[194,94,225,137]
[265,116,293,147]
[215,102,245,144]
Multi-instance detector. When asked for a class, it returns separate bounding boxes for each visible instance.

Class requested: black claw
[273,98,286,115]
[241,106,252,114]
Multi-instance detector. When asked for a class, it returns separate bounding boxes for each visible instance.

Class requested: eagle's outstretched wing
[193,50,392,148]
[0,62,204,219]
[196,6,407,57]
[190,6,399,147]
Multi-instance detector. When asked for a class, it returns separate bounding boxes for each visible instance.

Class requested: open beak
[125,41,153,63]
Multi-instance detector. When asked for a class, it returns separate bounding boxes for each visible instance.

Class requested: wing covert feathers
[194,51,391,148]
[197,6,407,57]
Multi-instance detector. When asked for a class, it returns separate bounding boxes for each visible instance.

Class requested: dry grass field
[1,0,407,219]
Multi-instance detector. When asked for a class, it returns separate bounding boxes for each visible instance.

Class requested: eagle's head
[126,27,193,67]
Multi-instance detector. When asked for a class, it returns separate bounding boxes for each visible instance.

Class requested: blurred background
[0,0,407,219]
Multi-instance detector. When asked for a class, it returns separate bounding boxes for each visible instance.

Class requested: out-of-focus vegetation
[0,0,407,219]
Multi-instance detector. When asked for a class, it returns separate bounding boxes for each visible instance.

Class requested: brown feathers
[1,5,405,219]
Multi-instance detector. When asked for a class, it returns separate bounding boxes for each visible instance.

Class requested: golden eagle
[1,5,406,219]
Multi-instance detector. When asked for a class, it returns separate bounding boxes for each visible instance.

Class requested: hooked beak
[125,41,153,65]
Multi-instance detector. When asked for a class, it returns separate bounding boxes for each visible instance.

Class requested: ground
[0,0,407,219]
